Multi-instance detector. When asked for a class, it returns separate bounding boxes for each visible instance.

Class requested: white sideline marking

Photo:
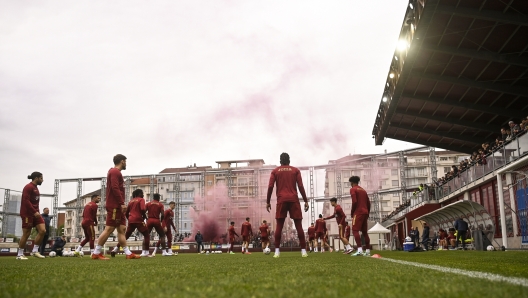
[380,258,528,288]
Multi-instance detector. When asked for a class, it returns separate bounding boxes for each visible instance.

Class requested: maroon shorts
[261,236,269,242]
[147,219,165,236]
[308,236,315,241]
[21,215,44,229]
[316,232,325,240]
[242,235,251,242]
[352,214,368,232]
[276,201,302,219]
[105,206,126,227]
[126,222,149,235]
[229,236,235,243]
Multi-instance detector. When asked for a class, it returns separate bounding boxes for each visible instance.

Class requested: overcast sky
[0,0,420,208]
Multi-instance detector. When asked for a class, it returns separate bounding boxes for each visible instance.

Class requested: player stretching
[343,221,352,253]
[17,172,46,259]
[241,217,253,254]
[349,176,371,256]
[157,201,177,255]
[324,197,353,254]
[111,189,150,257]
[92,154,139,260]
[146,194,170,257]
[267,152,309,258]
[315,214,331,252]
[307,223,316,252]
[259,220,270,252]
[75,194,101,256]
[227,221,239,254]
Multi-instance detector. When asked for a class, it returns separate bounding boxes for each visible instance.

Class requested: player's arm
[125,204,130,219]
[170,216,176,231]
[160,206,165,222]
[92,205,98,225]
[350,189,357,217]
[140,199,147,221]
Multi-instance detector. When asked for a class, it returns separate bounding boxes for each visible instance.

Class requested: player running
[17,172,46,259]
[227,221,239,254]
[307,223,316,252]
[92,154,138,260]
[146,194,170,257]
[267,152,309,258]
[110,189,150,258]
[349,176,371,256]
[158,201,177,256]
[259,220,270,252]
[241,217,253,254]
[74,194,101,256]
[324,197,354,254]
[315,214,331,253]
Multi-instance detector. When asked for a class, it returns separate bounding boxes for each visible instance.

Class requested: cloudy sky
[0,0,419,207]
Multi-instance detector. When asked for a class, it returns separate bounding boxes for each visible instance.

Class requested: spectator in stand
[478,149,487,165]
[414,227,420,247]
[421,223,430,251]
[509,121,521,136]
[39,207,51,256]
[501,128,508,142]
[506,128,513,141]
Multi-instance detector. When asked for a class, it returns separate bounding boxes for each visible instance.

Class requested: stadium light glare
[409,3,414,9]
[382,97,388,102]
[389,73,395,79]
[394,55,398,61]
[397,40,408,51]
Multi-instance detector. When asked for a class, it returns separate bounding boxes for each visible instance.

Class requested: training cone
[371,254,382,259]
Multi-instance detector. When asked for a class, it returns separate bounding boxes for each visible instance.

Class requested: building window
[391,169,398,175]
[381,202,389,207]
[440,157,448,161]
[344,182,350,188]
[207,180,212,186]
[417,167,426,176]
[392,180,399,187]
[393,201,399,207]
[444,167,451,174]
[184,223,187,228]
[392,193,399,197]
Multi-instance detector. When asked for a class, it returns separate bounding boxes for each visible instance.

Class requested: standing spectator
[421,224,430,251]
[414,227,420,247]
[51,235,67,256]
[509,121,521,136]
[195,230,204,253]
[39,207,51,256]
[454,217,469,250]
[409,228,416,245]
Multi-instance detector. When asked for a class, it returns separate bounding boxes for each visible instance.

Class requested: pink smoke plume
[185,183,276,243]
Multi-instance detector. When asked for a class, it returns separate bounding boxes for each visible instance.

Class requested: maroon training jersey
[350,186,370,216]
[259,224,269,238]
[20,182,40,217]
[82,201,98,224]
[314,219,326,233]
[228,226,238,237]
[241,222,252,236]
[106,168,124,209]
[162,209,175,229]
[267,165,308,204]
[126,197,146,224]
[308,226,316,237]
[325,204,346,226]
[146,201,164,220]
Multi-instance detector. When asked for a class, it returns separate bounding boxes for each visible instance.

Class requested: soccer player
[159,201,177,255]
[324,197,353,254]
[349,176,371,256]
[241,217,253,254]
[344,221,351,253]
[92,154,139,260]
[227,221,239,254]
[307,223,316,253]
[17,172,46,259]
[315,214,331,252]
[75,194,101,256]
[267,152,309,258]
[259,220,270,252]
[111,189,150,257]
[146,194,170,257]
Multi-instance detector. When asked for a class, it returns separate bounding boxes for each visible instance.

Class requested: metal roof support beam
[412,71,528,97]
[435,5,528,26]
[392,123,483,145]
[401,93,526,119]
[395,109,497,133]
[421,44,528,68]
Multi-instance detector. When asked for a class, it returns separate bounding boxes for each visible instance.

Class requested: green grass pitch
[1,251,527,298]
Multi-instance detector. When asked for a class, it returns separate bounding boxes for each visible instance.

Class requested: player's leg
[273,218,285,257]
[17,226,32,259]
[78,224,90,251]
[293,219,308,257]
[39,233,48,255]
[31,223,46,258]
[165,230,173,255]
[138,224,150,257]
[361,219,370,256]
[339,225,352,254]
[351,215,364,256]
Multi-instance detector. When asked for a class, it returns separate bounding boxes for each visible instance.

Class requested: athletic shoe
[273,254,280,258]
[351,251,364,256]
[140,253,150,257]
[110,251,116,258]
[126,253,141,259]
[33,252,45,259]
[302,253,308,258]
[91,253,109,260]
[16,255,28,260]
[73,251,81,257]
[363,252,371,257]
[329,248,334,252]
[245,252,252,255]
[229,252,235,255]
[162,251,171,256]
[151,252,156,257]
[343,249,354,255]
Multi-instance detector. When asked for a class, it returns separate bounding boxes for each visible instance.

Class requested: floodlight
[382,97,388,102]
[389,73,395,79]
[409,3,414,9]
[397,40,408,51]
